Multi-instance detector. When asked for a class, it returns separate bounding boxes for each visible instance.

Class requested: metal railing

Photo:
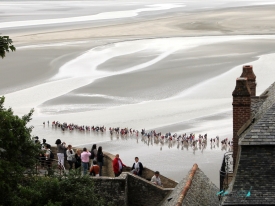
[24,158,67,176]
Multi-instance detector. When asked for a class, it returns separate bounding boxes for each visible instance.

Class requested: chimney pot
[240,65,256,96]
[232,77,251,97]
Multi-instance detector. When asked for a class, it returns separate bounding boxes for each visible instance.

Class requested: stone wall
[93,174,128,206]
[103,152,116,177]
[91,151,177,188]
[50,147,177,187]
[91,172,173,206]
[127,173,173,206]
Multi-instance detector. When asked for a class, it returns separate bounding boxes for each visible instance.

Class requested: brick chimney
[240,65,256,96]
[232,77,251,169]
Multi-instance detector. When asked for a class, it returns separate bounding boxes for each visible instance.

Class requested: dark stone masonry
[92,173,173,206]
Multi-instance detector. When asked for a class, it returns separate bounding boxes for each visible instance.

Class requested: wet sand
[7,5,275,45]
[1,2,275,186]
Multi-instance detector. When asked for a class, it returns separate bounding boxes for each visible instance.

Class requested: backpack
[50,151,54,159]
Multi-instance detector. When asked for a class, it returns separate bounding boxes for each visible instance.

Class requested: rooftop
[239,82,275,145]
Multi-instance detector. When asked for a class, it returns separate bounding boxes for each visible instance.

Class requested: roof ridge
[176,164,198,206]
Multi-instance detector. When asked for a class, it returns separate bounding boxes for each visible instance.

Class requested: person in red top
[112,154,126,177]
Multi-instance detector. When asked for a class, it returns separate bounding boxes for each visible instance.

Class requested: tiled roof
[223,82,275,205]
[161,164,219,206]
[222,145,275,205]
[239,82,275,145]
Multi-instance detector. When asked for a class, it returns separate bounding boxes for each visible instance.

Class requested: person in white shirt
[151,171,162,187]
[66,145,75,170]
[131,157,143,176]
[44,144,52,168]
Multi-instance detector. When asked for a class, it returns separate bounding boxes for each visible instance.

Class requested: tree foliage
[11,173,107,206]
[0,35,16,58]
[0,97,111,206]
[0,96,40,204]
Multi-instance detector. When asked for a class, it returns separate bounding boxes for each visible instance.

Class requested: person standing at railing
[55,139,66,169]
[112,154,126,177]
[44,144,52,168]
[90,144,97,161]
[66,145,75,170]
[75,149,82,171]
[151,171,163,187]
[131,157,143,177]
[81,148,91,175]
[97,146,104,176]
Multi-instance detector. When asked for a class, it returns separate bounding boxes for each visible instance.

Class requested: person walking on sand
[112,154,126,177]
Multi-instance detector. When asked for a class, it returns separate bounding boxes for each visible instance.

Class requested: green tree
[0,96,40,205]
[0,35,16,58]
[12,173,108,206]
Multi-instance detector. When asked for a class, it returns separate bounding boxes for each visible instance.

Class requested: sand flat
[1,2,275,186]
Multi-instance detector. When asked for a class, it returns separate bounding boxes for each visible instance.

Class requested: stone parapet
[127,173,173,206]
[49,147,177,188]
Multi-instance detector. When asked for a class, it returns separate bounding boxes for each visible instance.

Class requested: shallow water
[2,0,275,186]
[2,35,275,187]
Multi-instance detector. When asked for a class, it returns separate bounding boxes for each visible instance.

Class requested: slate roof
[222,81,275,205]
[161,164,219,206]
[239,82,275,145]
[222,145,275,205]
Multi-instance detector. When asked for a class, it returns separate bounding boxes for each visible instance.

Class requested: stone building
[221,66,275,205]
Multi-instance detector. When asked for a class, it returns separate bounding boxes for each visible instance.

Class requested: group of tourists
[37,137,54,168]
[80,144,104,176]
[48,120,106,132]
[36,136,163,186]
[44,121,224,146]
[112,154,162,186]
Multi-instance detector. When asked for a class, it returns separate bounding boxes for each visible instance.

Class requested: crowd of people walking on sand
[42,120,233,152]
[35,136,163,186]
